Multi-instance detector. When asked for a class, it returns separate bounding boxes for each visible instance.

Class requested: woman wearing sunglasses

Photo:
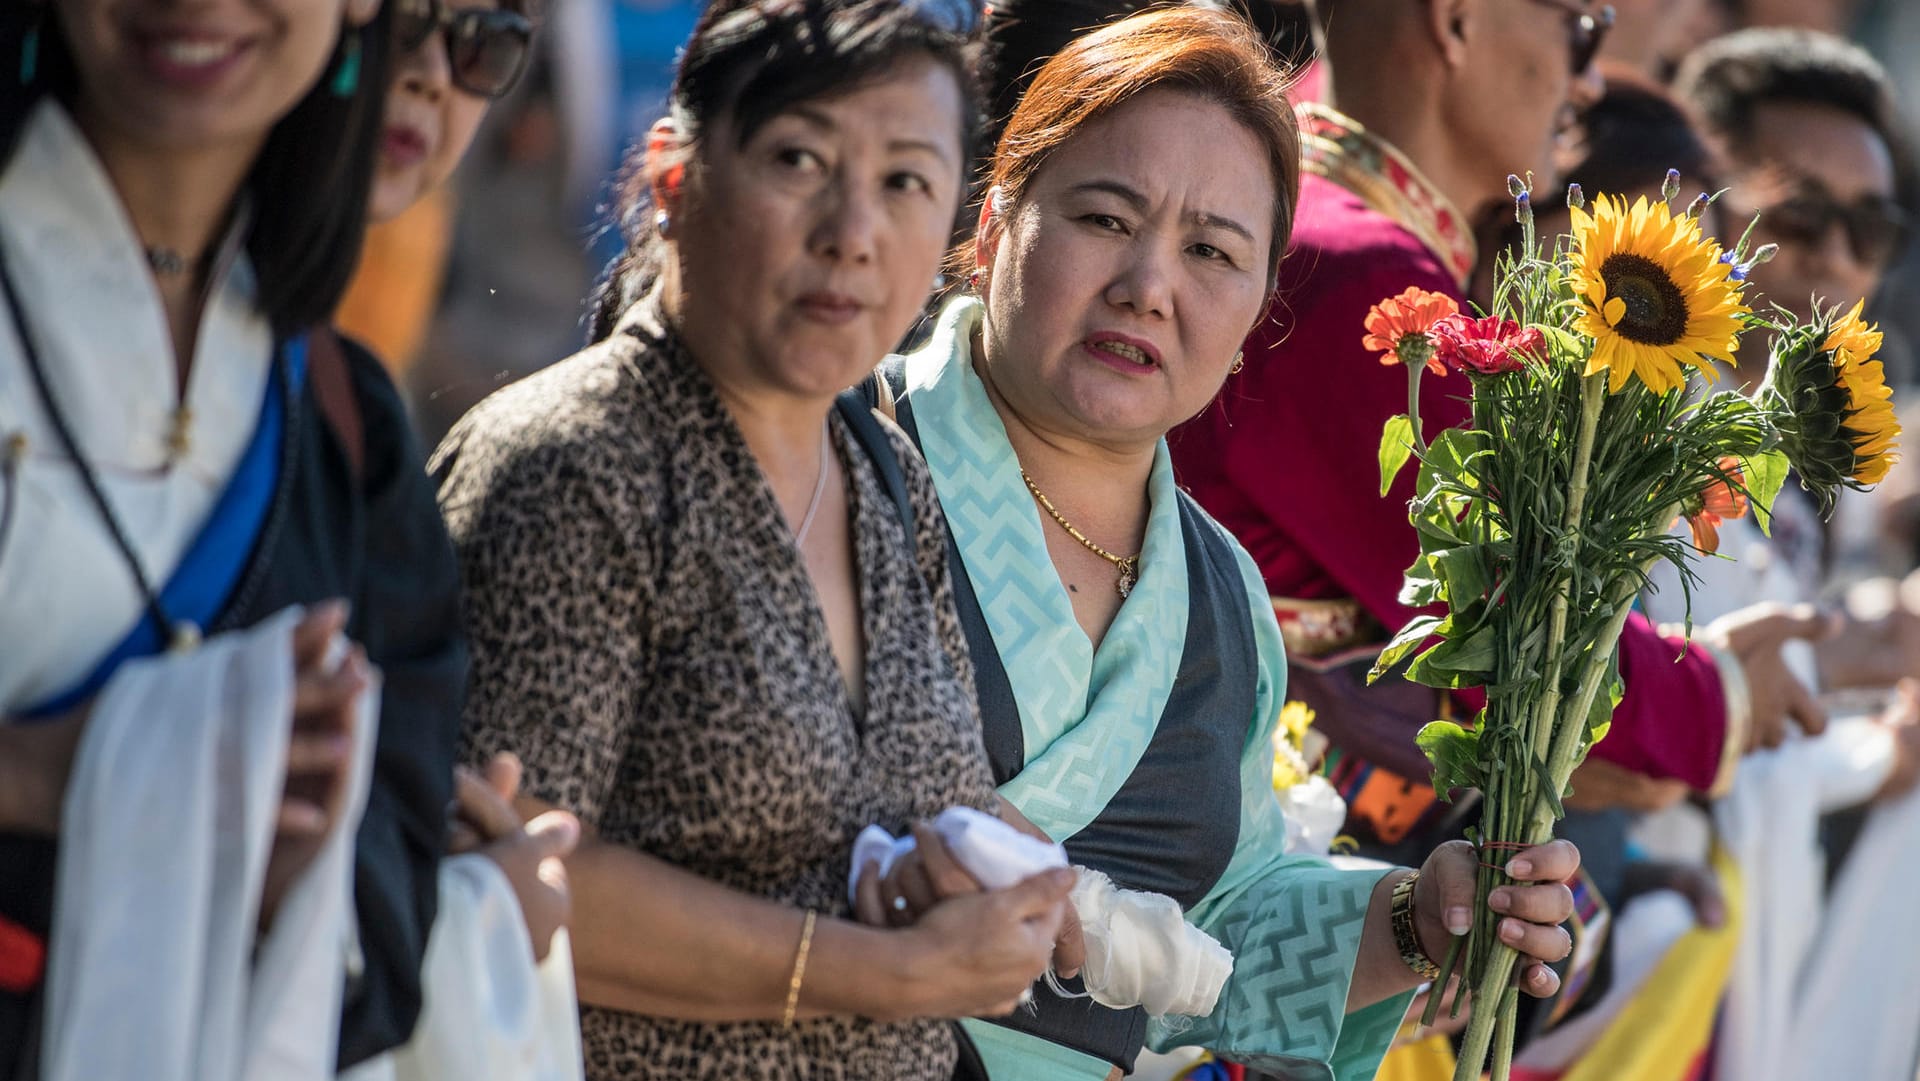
[372,0,534,220]
[432,2,1072,1078]
[336,0,535,368]
[338,7,586,1079]
[0,0,464,1075]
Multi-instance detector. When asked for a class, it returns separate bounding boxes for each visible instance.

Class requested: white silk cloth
[845,807,1232,1019]
[343,858,585,1081]
[1772,779,1920,1080]
[1712,718,1919,1081]
[41,607,379,1081]
[1068,869,1233,1019]
[846,806,1068,898]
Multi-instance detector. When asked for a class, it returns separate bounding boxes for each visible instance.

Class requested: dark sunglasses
[393,0,535,100]
[1764,191,1911,269]
[1529,0,1616,76]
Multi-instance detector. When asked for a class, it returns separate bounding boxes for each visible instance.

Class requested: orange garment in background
[336,185,454,375]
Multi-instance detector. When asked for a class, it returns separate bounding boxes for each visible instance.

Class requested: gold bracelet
[1390,872,1442,980]
[781,909,818,1029]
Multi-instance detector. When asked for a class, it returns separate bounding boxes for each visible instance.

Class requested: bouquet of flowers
[1365,172,1901,1081]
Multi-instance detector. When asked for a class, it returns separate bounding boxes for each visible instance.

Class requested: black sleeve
[333,340,468,1069]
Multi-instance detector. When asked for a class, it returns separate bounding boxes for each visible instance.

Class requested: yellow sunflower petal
[1568,190,1751,395]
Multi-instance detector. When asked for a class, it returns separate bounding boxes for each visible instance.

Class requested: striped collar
[1297,102,1478,290]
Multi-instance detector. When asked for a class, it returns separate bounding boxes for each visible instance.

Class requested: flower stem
[1408,361,1430,456]
[1491,986,1521,1081]
[1526,375,1607,784]
[1450,554,1663,1081]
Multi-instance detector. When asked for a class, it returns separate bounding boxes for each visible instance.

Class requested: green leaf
[1417,720,1484,798]
[1380,414,1417,496]
[1406,623,1497,688]
[1416,429,1489,500]
[1530,755,1567,819]
[1740,448,1791,536]
[1539,325,1586,359]
[1584,661,1625,744]
[1398,553,1445,608]
[1432,546,1493,606]
[1411,494,1469,549]
[1369,614,1446,683]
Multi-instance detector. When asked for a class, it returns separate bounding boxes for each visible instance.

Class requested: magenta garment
[1171,173,1731,791]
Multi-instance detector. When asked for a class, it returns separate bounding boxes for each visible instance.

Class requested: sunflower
[1758,303,1903,513]
[1566,194,1749,394]
[1825,302,1901,485]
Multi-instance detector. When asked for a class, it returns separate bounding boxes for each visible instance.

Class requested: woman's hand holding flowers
[1415,839,1581,998]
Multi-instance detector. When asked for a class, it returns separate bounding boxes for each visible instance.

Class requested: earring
[654,210,672,238]
[1230,350,1245,374]
[329,32,361,98]
[19,15,40,86]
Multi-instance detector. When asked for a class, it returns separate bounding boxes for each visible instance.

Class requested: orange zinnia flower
[1682,457,1751,554]
[1363,287,1460,376]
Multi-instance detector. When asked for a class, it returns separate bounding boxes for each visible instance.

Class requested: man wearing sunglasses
[1676,27,1912,334]
[1175,0,1837,1049]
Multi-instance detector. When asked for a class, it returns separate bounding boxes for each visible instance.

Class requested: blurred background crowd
[358,0,1920,589]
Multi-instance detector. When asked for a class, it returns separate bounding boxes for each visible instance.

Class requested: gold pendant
[168,621,202,654]
[1116,557,1138,599]
[165,406,194,464]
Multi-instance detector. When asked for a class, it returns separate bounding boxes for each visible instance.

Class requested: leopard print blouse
[431,298,1000,1080]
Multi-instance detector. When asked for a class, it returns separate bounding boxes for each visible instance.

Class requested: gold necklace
[1021,469,1140,598]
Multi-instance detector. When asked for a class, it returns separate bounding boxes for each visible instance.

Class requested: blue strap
[22,337,307,720]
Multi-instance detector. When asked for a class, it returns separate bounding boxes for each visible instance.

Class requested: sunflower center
[1600,253,1691,346]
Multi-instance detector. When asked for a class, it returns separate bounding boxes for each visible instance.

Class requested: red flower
[1432,315,1546,375]
[1363,287,1459,376]
[1680,457,1751,554]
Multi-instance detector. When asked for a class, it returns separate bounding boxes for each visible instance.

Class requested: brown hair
[960,5,1301,293]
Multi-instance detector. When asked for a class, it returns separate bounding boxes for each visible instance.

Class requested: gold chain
[1021,469,1141,598]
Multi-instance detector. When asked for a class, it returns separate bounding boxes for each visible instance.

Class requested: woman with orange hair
[854,8,1582,1079]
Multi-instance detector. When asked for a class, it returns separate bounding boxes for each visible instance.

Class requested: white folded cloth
[343,857,585,1081]
[1714,717,1918,1081]
[1069,869,1233,1019]
[1276,775,1348,856]
[846,806,1233,1019]
[847,806,1069,896]
[42,607,379,1081]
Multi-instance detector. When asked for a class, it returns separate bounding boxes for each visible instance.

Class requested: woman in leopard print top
[430,3,1072,1078]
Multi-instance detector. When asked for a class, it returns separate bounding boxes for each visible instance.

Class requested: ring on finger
[892,895,910,913]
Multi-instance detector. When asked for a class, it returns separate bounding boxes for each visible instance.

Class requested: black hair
[1,4,392,341]
[1673,27,1913,205]
[972,0,1298,212]
[586,0,985,342]
[1564,69,1718,200]
[1238,0,1316,72]
[979,0,1158,147]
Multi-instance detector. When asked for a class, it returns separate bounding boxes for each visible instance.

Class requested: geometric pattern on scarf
[901,297,1188,844]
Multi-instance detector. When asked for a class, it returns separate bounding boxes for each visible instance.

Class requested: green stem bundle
[1449,550,1665,1081]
